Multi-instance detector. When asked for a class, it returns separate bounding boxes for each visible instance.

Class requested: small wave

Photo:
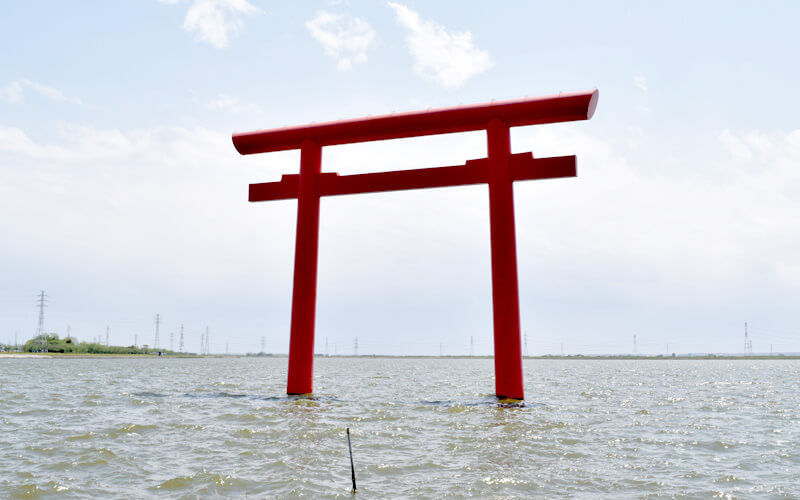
[7,483,43,499]
[182,391,248,399]
[132,392,167,398]
[153,470,248,492]
[66,432,96,441]
[106,423,156,438]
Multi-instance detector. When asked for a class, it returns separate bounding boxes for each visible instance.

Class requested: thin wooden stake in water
[347,427,357,492]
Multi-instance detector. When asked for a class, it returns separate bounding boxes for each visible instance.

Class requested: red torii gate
[233,89,598,400]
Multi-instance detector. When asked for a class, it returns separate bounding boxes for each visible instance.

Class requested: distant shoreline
[3,353,800,360]
[0,352,199,359]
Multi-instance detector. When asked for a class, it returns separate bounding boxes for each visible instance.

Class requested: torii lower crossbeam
[233,90,598,400]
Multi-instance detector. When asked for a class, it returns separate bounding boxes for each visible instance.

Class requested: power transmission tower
[204,326,209,354]
[354,337,358,356]
[633,334,637,354]
[470,336,474,356]
[66,325,71,340]
[134,333,138,348]
[524,331,529,357]
[439,342,443,357]
[226,342,229,355]
[325,337,329,357]
[744,322,749,355]
[106,326,110,346]
[35,290,47,352]
[260,336,265,354]
[200,330,205,354]
[154,314,161,349]
[179,324,184,353]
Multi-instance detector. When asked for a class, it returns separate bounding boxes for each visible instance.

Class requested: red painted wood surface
[486,120,524,399]
[248,154,577,202]
[285,140,321,395]
[233,90,597,154]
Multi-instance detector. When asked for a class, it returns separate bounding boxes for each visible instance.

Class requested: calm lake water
[1,357,798,498]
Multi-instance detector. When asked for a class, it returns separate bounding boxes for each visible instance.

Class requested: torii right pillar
[486,119,524,399]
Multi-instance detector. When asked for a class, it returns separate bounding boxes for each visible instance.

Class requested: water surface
[1,358,798,498]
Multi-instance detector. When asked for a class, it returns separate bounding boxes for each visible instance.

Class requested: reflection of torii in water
[233,89,599,400]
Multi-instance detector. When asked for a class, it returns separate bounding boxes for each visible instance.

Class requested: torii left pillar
[286,140,321,395]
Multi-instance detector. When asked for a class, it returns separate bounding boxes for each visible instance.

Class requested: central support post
[287,139,321,395]
[486,119,525,399]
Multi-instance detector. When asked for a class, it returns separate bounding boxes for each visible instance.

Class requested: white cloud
[305,11,376,71]
[0,80,82,105]
[634,73,647,92]
[182,0,261,49]
[205,93,260,113]
[387,2,492,88]
[633,73,650,113]
[0,81,24,104]
[20,79,83,104]
[3,117,800,353]
[508,125,800,296]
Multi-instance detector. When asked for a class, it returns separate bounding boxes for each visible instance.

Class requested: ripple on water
[153,470,255,494]
[106,423,157,438]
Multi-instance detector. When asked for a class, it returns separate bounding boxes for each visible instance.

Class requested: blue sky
[1,1,799,355]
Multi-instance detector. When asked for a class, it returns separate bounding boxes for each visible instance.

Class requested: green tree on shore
[22,334,183,355]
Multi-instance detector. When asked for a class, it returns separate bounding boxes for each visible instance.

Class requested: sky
[1,1,799,355]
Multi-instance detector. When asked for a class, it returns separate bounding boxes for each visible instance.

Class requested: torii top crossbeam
[233,89,598,400]
[233,90,597,154]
